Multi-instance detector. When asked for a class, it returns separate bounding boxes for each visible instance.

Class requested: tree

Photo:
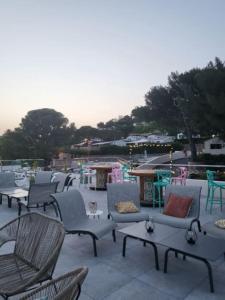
[0,108,77,161]
[131,106,151,123]
[145,86,183,135]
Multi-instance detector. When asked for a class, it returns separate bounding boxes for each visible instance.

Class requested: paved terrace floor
[0,180,225,299]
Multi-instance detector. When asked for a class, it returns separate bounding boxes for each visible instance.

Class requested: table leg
[122,235,159,270]
[123,235,128,257]
[163,248,214,293]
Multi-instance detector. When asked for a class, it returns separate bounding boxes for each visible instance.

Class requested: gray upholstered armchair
[107,183,149,223]
[152,184,202,231]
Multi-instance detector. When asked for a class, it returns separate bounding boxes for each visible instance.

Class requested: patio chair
[205,170,225,214]
[34,171,53,184]
[152,184,202,231]
[0,212,65,299]
[0,172,17,207]
[51,189,116,256]
[52,172,71,192]
[171,167,188,185]
[18,182,59,216]
[107,183,149,225]
[19,267,88,300]
[152,170,172,208]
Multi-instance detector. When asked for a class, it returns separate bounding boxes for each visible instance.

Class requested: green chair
[153,170,172,208]
[122,165,137,183]
[206,170,225,214]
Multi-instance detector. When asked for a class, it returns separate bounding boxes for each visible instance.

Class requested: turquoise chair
[153,170,172,208]
[122,165,137,183]
[206,170,225,214]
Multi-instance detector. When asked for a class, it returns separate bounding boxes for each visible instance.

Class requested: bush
[196,153,225,165]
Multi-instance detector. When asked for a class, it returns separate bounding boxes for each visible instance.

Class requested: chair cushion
[115,201,139,213]
[163,193,193,218]
[110,211,149,223]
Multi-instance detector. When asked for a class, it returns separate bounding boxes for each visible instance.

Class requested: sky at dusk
[0,0,225,134]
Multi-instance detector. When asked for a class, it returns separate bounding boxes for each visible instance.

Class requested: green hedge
[196,153,225,164]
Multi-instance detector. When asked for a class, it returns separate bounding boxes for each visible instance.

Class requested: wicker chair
[0,212,65,299]
[19,267,88,300]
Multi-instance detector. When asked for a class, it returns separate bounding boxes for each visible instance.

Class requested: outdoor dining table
[89,164,113,190]
[128,169,157,206]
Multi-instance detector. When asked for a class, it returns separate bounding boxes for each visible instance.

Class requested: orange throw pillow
[163,193,193,218]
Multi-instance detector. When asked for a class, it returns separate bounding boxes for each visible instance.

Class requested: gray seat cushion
[110,211,149,223]
[153,213,195,229]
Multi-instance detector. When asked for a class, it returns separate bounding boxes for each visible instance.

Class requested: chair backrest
[51,189,88,229]
[19,267,88,300]
[179,167,188,178]
[52,172,70,192]
[34,171,53,184]
[206,170,216,182]
[107,182,140,212]
[156,170,172,184]
[0,172,16,188]
[111,168,123,183]
[165,184,202,218]
[28,182,58,205]
[15,212,65,276]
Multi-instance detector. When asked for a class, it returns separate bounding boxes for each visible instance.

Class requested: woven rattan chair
[51,189,116,256]
[0,212,65,299]
[18,182,59,216]
[19,267,88,300]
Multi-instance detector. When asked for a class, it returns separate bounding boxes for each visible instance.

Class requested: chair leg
[220,188,223,211]
[0,195,2,205]
[206,186,210,210]
[210,188,214,214]
[152,186,156,208]
[197,220,201,232]
[8,196,12,208]
[112,229,116,242]
[51,202,59,217]
[18,202,22,216]
[92,236,97,257]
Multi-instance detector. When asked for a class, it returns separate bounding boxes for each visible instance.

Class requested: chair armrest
[0,217,19,247]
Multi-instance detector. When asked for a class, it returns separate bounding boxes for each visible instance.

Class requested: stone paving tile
[104,278,181,300]
[137,256,208,298]
[81,263,133,300]
[184,269,225,299]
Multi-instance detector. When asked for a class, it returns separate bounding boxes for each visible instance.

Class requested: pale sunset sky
[0,0,225,134]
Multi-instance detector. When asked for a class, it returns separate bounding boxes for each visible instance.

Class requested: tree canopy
[0,108,76,161]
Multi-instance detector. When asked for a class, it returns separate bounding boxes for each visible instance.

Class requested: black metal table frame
[164,247,214,293]
[122,234,159,271]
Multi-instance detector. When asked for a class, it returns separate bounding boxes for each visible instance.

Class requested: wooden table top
[89,165,113,170]
[128,169,156,177]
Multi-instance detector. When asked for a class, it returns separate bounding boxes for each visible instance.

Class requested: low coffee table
[119,222,225,293]
[119,222,179,271]
[162,231,225,293]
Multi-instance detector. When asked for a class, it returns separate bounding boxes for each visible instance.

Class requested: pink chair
[111,167,124,183]
[172,167,188,185]
[107,164,121,183]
